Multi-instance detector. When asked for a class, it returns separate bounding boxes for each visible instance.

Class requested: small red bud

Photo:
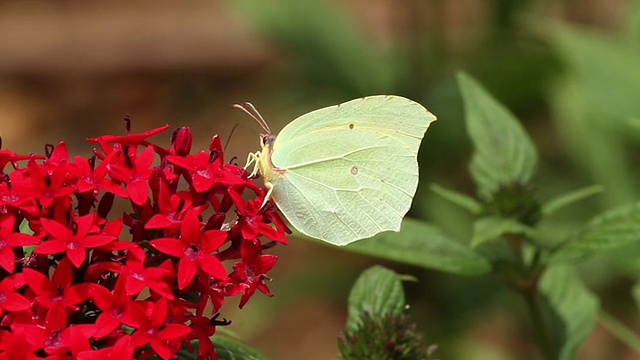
[98,192,115,218]
[171,127,192,156]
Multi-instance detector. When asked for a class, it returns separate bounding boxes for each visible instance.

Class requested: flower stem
[521,286,558,360]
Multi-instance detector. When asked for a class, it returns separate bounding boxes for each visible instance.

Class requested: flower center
[184,244,200,261]
[66,240,80,250]
[83,175,97,185]
[196,167,211,179]
[111,306,124,319]
[131,270,146,281]
[167,212,179,223]
[0,192,18,203]
[45,329,63,349]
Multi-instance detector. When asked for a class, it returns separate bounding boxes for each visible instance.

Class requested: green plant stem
[521,287,557,360]
[506,234,525,270]
[506,234,556,360]
[599,311,640,354]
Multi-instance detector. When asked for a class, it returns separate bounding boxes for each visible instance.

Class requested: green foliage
[345,265,405,333]
[339,266,435,360]
[552,27,640,124]
[549,20,640,207]
[212,336,271,360]
[551,202,640,262]
[218,4,640,357]
[538,267,599,360]
[471,216,535,248]
[598,312,640,354]
[457,72,538,200]
[430,183,482,214]
[345,218,492,276]
[173,337,271,360]
[227,0,400,96]
[541,185,604,217]
[342,71,640,359]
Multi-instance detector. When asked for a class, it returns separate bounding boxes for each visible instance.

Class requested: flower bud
[171,127,192,156]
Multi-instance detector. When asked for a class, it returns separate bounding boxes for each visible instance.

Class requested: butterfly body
[252,95,436,246]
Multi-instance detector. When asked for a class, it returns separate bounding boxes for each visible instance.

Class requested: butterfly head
[232,101,284,182]
[261,134,276,150]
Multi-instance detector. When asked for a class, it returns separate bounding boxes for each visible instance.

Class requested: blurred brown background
[0,1,635,359]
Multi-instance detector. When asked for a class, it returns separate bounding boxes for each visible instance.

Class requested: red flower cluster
[0,121,289,359]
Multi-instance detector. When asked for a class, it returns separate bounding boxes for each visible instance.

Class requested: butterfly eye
[262,135,276,147]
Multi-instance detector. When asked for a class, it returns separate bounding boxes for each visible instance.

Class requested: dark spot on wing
[349,123,354,129]
[350,166,358,175]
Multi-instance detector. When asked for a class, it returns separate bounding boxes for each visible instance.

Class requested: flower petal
[177,258,196,290]
[198,255,228,281]
[33,239,67,255]
[149,239,183,258]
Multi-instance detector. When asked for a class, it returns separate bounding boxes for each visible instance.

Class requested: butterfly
[240,95,436,246]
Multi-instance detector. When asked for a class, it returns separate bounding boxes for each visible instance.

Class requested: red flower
[150,209,228,289]
[106,146,155,205]
[89,280,138,339]
[23,257,90,310]
[0,276,30,313]
[102,247,174,299]
[43,141,70,167]
[87,124,170,147]
[145,185,202,235]
[0,214,39,273]
[0,148,36,173]
[0,171,37,214]
[33,215,116,268]
[0,326,38,360]
[0,123,284,359]
[230,190,288,244]
[69,154,128,197]
[22,160,75,208]
[20,302,94,356]
[129,297,192,360]
[231,240,277,308]
[76,335,134,360]
[166,150,246,193]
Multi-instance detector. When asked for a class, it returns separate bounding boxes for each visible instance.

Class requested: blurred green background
[1,0,638,359]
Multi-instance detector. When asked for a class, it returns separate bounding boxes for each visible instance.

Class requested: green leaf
[551,202,640,262]
[598,311,640,354]
[346,265,405,333]
[346,218,492,276]
[541,185,604,216]
[430,183,482,214]
[633,282,640,313]
[623,0,640,48]
[163,336,270,360]
[228,0,399,95]
[457,72,538,199]
[18,218,36,255]
[550,79,637,207]
[19,218,33,234]
[471,216,535,248]
[551,27,640,127]
[211,336,270,360]
[538,266,599,360]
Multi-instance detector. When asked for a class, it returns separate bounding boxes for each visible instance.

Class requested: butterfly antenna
[232,102,271,134]
[223,123,241,153]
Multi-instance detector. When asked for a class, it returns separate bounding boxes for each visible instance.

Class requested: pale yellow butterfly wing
[264,95,436,245]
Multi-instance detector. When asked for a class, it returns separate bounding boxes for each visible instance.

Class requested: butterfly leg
[244,151,261,178]
[260,182,274,209]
